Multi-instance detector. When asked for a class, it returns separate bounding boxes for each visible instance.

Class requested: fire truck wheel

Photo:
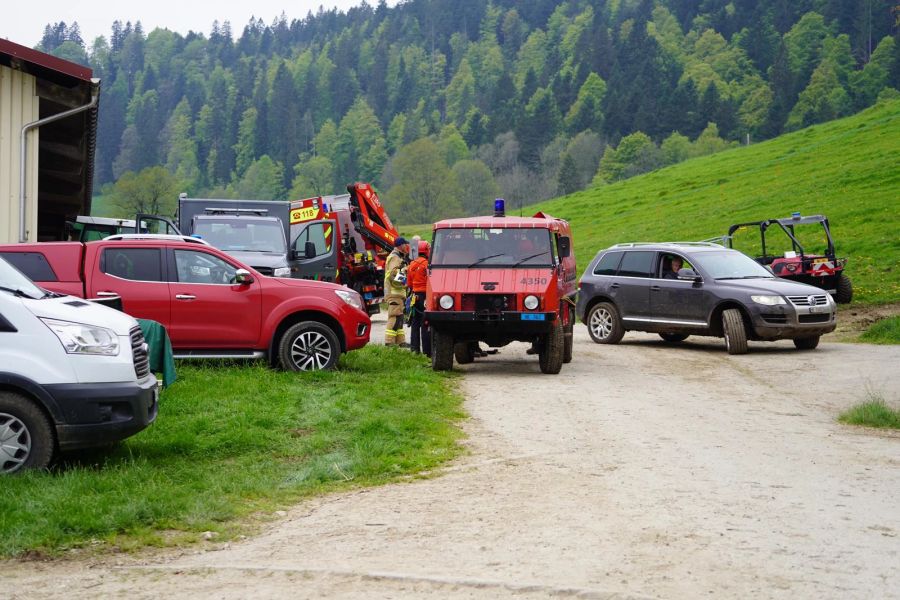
[793,335,820,350]
[722,309,748,355]
[539,319,564,374]
[454,342,475,364]
[432,329,454,371]
[836,274,853,304]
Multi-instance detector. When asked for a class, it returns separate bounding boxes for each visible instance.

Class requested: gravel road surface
[3,321,898,599]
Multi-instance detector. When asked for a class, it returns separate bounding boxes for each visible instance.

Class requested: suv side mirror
[677,268,702,283]
[234,269,254,285]
[558,236,571,258]
[304,241,316,259]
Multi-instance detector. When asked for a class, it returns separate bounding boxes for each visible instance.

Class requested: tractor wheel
[793,336,820,350]
[539,319,564,374]
[563,305,574,363]
[659,333,689,343]
[432,329,454,371]
[454,342,475,364]
[836,274,853,304]
[587,302,625,344]
[1,391,55,474]
[722,309,748,355]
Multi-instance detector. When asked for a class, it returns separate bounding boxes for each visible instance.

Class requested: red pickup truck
[0,236,371,371]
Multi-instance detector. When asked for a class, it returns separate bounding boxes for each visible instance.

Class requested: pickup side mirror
[234,269,254,285]
[304,241,316,259]
[677,268,702,283]
[558,236,571,258]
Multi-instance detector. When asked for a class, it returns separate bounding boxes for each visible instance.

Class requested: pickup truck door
[166,248,261,348]
[290,219,339,282]
[87,245,172,325]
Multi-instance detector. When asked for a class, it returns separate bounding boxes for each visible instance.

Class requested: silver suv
[575,243,837,354]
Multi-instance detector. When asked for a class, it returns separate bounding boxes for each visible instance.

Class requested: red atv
[724,214,852,303]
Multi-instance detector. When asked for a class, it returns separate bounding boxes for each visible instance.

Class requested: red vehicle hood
[271,277,347,292]
[429,267,555,294]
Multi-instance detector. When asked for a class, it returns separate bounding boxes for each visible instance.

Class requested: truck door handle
[610,283,620,289]
[650,285,661,291]
[175,294,196,300]
[96,291,119,297]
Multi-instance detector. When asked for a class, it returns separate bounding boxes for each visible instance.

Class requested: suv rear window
[618,251,654,277]
[593,251,623,275]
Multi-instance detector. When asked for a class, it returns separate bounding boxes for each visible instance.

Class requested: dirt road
[3,324,899,599]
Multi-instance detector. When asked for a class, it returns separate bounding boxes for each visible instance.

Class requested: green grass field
[839,394,900,429]
[859,315,900,344]
[0,347,464,558]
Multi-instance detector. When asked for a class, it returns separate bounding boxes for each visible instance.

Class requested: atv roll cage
[724,214,836,262]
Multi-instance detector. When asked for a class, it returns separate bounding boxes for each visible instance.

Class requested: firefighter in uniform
[406,240,431,356]
[384,237,410,346]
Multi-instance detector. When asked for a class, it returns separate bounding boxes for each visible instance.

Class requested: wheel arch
[708,301,751,337]
[582,294,618,324]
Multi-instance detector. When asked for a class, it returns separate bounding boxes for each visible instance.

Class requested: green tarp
[137,319,177,388]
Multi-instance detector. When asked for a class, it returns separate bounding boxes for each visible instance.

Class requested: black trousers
[409,292,431,356]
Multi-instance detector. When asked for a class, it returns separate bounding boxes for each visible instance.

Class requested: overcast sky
[1,1,396,48]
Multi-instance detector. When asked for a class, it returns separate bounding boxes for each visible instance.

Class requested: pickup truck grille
[254,267,274,276]
[130,326,151,379]
[787,294,829,306]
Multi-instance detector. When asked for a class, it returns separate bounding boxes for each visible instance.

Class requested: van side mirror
[558,237,571,258]
[304,241,316,259]
[234,269,254,285]
[677,268,702,283]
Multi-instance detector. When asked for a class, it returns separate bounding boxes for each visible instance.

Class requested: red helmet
[418,241,431,257]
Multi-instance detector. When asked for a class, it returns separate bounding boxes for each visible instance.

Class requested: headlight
[439,294,454,310]
[750,295,786,306]
[273,267,291,278]
[41,318,120,355]
[523,295,540,310]
[334,289,364,311]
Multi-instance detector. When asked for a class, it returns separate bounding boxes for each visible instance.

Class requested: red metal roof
[0,38,93,82]
[433,215,564,231]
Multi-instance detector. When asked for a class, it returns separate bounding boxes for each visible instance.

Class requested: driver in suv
[575,242,837,354]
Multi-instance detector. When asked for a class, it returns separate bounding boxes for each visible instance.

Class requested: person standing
[384,237,410,346]
[407,240,431,356]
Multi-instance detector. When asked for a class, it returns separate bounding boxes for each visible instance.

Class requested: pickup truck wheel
[836,274,853,304]
[432,329,454,371]
[659,333,689,343]
[793,335,820,350]
[278,322,340,371]
[587,302,625,344]
[0,392,55,474]
[539,319,564,374]
[722,309,748,355]
[454,342,475,364]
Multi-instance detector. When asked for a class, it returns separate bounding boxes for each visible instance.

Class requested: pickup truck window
[0,252,58,282]
[174,250,238,284]
[101,248,163,282]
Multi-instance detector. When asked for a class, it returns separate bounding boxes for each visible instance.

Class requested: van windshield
[0,257,47,299]
[693,250,775,280]
[194,218,286,253]
[431,228,554,268]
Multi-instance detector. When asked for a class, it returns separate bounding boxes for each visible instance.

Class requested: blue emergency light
[494,198,505,217]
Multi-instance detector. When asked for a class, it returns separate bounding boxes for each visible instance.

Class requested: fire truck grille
[461,294,515,314]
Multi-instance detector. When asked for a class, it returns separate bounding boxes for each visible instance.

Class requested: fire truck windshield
[431,228,554,268]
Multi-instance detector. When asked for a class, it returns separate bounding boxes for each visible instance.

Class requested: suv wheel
[278,321,341,371]
[587,302,625,344]
[659,333,689,343]
[1,392,55,474]
[722,309,748,355]
[539,319,564,374]
[432,329,454,371]
[793,335,820,350]
[836,274,853,304]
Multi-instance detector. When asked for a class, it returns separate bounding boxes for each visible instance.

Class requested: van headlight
[273,267,291,278]
[334,289,364,311]
[523,295,540,310]
[439,295,454,309]
[750,295,786,306]
[40,318,120,355]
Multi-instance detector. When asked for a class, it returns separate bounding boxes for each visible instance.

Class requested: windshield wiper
[512,251,550,266]
[468,253,506,267]
[0,285,40,299]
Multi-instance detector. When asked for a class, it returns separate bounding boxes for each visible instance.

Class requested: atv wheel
[432,329,454,371]
[793,336,820,350]
[454,342,475,364]
[562,305,574,363]
[659,333,689,343]
[587,302,625,344]
[539,319,564,374]
[278,321,340,371]
[1,392,55,474]
[722,308,748,355]
[836,274,853,304]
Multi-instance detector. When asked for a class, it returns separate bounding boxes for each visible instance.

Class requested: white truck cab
[0,257,158,473]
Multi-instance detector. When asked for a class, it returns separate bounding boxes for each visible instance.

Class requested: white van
[0,257,158,473]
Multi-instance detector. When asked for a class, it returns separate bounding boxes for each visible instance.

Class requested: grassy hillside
[525,100,900,304]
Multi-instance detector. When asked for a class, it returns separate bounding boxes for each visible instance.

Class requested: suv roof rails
[609,241,725,249]
[102,234,211,245]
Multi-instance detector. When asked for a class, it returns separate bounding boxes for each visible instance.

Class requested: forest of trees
[37,0,900,223]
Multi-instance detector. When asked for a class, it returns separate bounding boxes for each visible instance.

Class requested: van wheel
[659,333,689,343]
[0,392,55,474]
[836,274,853,304]
[454,343,475,364]
[278,322,340,371]
[587,302,624,344]
[539,319,564,374]
[793,336,820,350]
[722,309,748,355]
[432,330,454,371]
